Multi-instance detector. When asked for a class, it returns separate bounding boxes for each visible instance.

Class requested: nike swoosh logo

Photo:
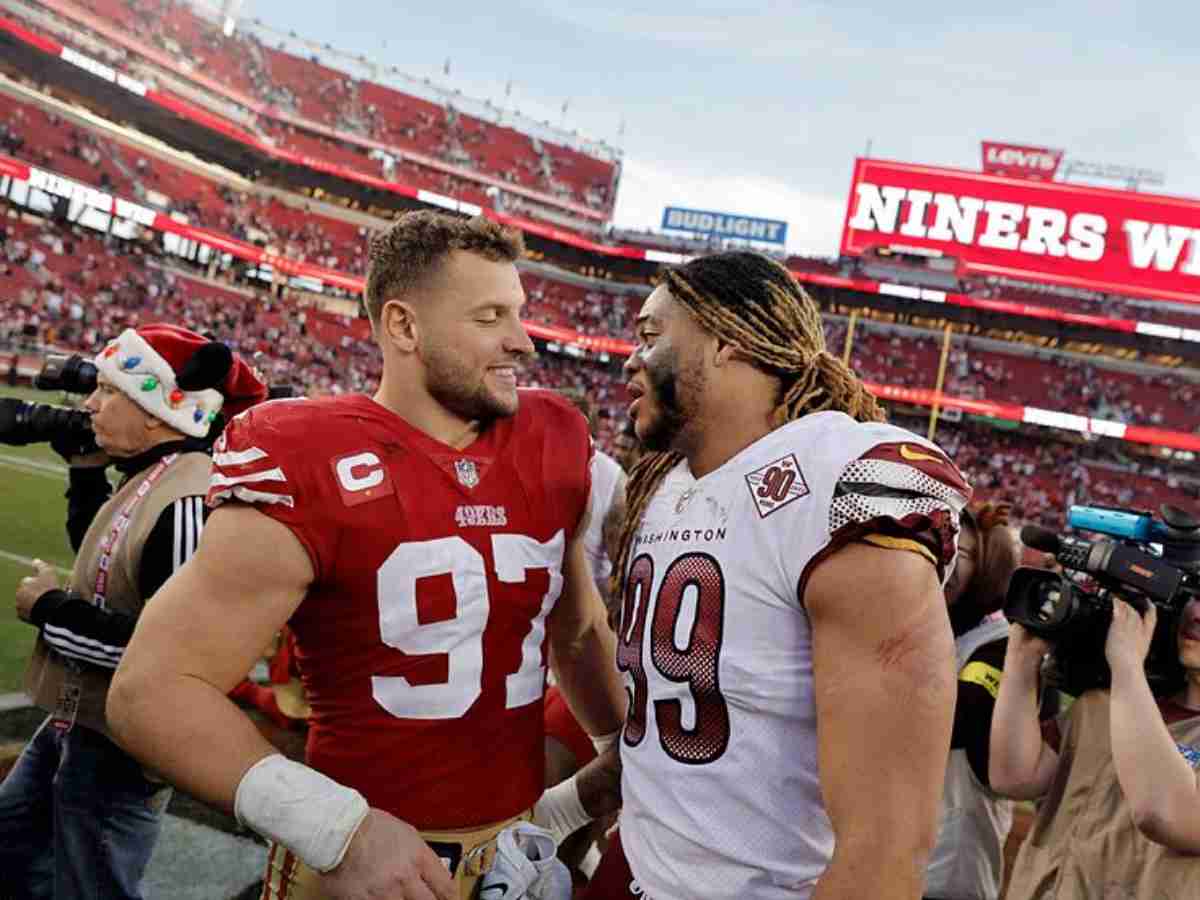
[899,444,943,464]
[479,884,509,899]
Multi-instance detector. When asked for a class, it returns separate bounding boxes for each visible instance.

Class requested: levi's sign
[662,207,788,245]
[841,159,1200,305]
[981,141,1063,181]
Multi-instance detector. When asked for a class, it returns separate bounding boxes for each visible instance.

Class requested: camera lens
[35,354,99,394]
[1036,587,1062,623]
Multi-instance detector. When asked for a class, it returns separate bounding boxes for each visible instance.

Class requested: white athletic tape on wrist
[590,729,619,756]
[234,754,369,873]
[532,775,591,844]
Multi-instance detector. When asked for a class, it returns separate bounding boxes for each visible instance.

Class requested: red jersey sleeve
[208,401,339,581]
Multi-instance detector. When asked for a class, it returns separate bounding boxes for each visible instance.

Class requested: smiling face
[408,251,535,423]
[623,285,710,454]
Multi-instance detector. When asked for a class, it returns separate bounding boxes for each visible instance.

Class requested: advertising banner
[842,158,1200,304]
[662,206,788,245]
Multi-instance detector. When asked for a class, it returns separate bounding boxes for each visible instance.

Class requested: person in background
[924,501,1035,900]
[992,581,1200,897]
[1,324,265,899]
[612,418,642,474]
[557,388,626,607]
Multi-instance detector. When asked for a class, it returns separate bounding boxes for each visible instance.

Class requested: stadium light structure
[1061,159,1167,191]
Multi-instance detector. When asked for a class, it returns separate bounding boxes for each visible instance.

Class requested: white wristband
[590,729,620,756]
[532,774,592,844]
[234,754,369,873]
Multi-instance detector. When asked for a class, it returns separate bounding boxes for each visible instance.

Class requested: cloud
[612,156,849,256]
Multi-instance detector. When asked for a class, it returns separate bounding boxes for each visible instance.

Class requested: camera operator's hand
[1007,622,1052,673]
[49,430,108,468]
[67,449,111,468]
[16,559,59,623]
[1105,598,1156,675]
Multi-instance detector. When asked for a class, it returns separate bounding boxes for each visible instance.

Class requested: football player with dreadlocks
[589,252,971,900]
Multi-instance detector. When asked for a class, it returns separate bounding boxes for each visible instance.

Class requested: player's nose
[623,350,643,376]
[504,322,536,356]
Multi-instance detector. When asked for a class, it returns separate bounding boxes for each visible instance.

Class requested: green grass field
[0,384,82,693]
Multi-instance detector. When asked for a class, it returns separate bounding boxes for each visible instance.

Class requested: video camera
[0,353,99,453]
[1005,504,1200,696]
[0,353,297,452]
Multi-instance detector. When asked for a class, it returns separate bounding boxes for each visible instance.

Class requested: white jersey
[584,449,623,600]
[617,411,970,900]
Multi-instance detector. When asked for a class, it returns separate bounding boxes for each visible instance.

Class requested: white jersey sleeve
[583,450,622,599]
[795,414,972,597]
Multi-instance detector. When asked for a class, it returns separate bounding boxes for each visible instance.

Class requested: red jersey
[209,391,592,828]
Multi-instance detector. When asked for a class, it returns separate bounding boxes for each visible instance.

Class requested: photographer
[992,598,1200,899]
[0,324,265,899]
[925,502,1030,900]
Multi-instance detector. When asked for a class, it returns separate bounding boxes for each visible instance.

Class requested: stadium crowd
[3,210,1197,530]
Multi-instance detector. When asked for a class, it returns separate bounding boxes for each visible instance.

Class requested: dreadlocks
[610,252,885,601]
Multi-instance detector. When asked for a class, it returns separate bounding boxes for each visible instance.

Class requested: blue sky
[246,0,1200,255]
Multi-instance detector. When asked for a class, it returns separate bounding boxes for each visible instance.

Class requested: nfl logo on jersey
[455,458,480,488]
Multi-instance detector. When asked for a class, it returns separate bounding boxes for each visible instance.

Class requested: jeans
[0,715,171,900]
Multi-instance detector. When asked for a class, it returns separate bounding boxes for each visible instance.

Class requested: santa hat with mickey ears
[93,324,269,438]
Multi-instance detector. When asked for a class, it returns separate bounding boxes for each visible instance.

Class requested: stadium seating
[971,282,1200,332]
[26,0,618,211]
[5,207,1197,525]
[933,421,1194,529]
[5,183,1196,437]
[836,328,1199,433]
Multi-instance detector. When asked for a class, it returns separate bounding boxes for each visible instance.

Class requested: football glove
[476,823,572,900]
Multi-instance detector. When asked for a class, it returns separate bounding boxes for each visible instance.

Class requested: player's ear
[379,299,420,353]
[712,337,740,368]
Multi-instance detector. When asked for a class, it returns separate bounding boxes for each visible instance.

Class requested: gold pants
[260,810,531,900]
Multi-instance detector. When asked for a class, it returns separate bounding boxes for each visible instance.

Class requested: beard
[420,339,518,423]
[638,346,700,453]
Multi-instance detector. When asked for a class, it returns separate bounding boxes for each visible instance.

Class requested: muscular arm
[547,505,625,739]
[806,542,956,900]
[107,504,311,810]
[1110,664,1200,851]
[988,627,1060,801]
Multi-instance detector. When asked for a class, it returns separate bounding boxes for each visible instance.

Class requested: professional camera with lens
[0,354,99,453]
[0,352,296,452]
[1005,504,1200,696]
